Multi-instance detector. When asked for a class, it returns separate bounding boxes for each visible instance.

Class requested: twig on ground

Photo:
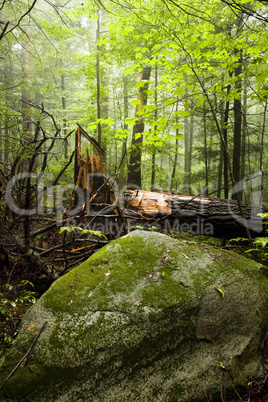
[0,321,47,390]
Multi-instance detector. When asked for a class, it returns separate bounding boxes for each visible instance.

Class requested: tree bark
[61,73,68,159]
[203,104,209,195]
[259,99,267,205]
[124,189,264,238]
[232,49,242,189]
[151,152,156,189]
[232,14,243,199]
[4,100,9,175]
[217,142,223,198]
[20,24,33,173]
[127,66,151,189]
[96,9,101,147]
[222,80,231,199]
[170,101,180,192]
[151,65,158,190]
[118,76,129,189]
[183,108,193,194]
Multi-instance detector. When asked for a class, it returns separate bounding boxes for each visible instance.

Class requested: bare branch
[4,0,38,38]
[0,0,7,11]
[29,14,58,53]
[166,0,268,23]
[0,322,47,390]
[0,21,9,41]
[44,0,73,28]
[51,150,75,186]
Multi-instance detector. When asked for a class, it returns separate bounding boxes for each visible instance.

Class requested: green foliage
[1,0,268,204]
[59,226,107,240]
[0,281,37,350]
[252,237,268,248]
[231,213,268,263]
[0,280,37,316]
[229,237,248,243]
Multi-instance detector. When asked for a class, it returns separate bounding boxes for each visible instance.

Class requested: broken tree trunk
[124,189,265,238]
[73,124,115,211]
[75,152,115,211]
[60,124,120,241]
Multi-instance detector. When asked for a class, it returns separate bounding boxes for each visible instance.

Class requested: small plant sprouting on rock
[215,285,225,298]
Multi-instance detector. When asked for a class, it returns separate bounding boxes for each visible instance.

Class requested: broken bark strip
[124,190,266,238]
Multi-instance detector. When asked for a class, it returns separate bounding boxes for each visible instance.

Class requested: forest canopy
[1,0,268,205]
[2,2,268,395]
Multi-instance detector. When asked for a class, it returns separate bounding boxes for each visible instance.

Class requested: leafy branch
[59,226,108,240]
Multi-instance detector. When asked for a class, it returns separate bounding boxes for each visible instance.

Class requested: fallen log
[124,189,266,238]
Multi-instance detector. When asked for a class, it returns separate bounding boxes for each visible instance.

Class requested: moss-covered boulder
[1,230,268,401]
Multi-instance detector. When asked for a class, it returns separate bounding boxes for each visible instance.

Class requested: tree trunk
[240,81,247,201]
[96,9,102,147]
[118,76,129,189]
[4,109,9,175]
[259,99,267,205]
[232,14,243,199]
[61,73,68,159]
[184,108,193,194]
[232,49,242,189]
[124,189,264,238]
[151,152,156,190]
[20,26,33,251]
[217,142,223,198]
[222,80,231,199]
[151,65,158,190]
[170,138,179,192]
[127,66,151,189]
[20,25,33,174]
[203,104,209,196]
[170,101,180,191]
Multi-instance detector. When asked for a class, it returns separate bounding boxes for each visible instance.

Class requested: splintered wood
[124,190,211,218]
[76,152,105,191]
[74,124,115,209]
[75,124,105,192]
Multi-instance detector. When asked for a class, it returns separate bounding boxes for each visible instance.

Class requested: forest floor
[228,339,268,401]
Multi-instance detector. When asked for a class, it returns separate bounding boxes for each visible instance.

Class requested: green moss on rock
[0,230,268,401]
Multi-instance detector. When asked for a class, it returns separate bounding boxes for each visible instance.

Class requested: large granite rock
[1,230,268,401]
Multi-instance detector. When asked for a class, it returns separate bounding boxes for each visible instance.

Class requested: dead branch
[3,0,38,39]
[0,321,47,390]
[0,21,9,41]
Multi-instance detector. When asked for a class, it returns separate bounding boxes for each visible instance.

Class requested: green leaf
[136,52,143,60]
[132,99,142,106]
[229,237,247,243]
[174,109,190,118]
[176,133,184,140]
[244,249,258,253]
[257,213,268,219]
[101,118,114,127]
[173,123,183,130]
[125,117,138,127]
[253,237,268,248]
[162,49,169,56]
[59,226,73,234]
